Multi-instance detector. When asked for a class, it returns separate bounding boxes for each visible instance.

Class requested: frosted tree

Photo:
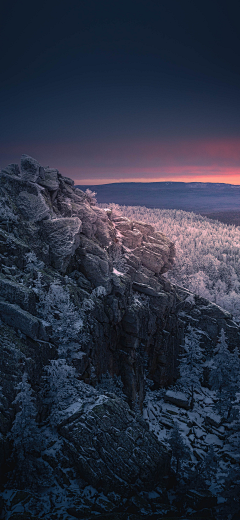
[43,359,81,424]
[200,446,218,486]
[168,422,190,476]
[10,373,41,457]
[210,329,240,417]
[9,373,43,484]
[179,326,203,409]
[25,251,44,274]
[38,280,83,354]
[227,347,240,416]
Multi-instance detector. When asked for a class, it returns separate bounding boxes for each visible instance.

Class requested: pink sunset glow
[71,137,240,184]
[2,137,240,185]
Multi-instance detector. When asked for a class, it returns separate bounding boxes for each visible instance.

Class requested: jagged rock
[58,395,170,494]
[121,228,143,248]
[0,164,20,176]
[20,154,40,182]
[79,252,110,289]
[132,241,173,275]
[113,215,175,275]
[38,168,60,191]
[42,217,82,272]
[16,189,51,222]
[0,275,36,314]
[132,281,160,297]
[62,175,74,186]
[205,413,222,428]
[76,235,111,288]
[0,300,50,340]
[70,201,111,245]
[0,171,51,222]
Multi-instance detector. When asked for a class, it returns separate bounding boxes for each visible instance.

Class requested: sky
[1,0,240,185]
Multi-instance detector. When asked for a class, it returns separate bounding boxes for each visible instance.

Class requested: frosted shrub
[91,285,107,298]
[25,251,44,273]
[43,359,95,425]
[43,359,78,424]
[85,188,97,205]
[38,280,83,347]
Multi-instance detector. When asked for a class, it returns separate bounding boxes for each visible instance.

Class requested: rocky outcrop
[111,213,175,276]
[0,154,240,518]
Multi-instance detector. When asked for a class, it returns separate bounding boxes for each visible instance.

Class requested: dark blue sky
[1,0,240,184]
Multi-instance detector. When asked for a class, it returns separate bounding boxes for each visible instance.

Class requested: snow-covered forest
[103,204,240,321]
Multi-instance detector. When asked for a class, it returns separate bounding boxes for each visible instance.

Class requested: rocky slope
[0,155,240,519]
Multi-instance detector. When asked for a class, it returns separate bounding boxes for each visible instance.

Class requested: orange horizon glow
[73,166,240,185]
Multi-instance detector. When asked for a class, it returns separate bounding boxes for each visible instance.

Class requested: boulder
[38,168,60,191]
[20,154,40,182]
[205,413,222,428]
[58,395,170,494]
[71,202,98,238]
[79,252,110,289]
[42,217,82,272]
[164,390,190,409]
[16,189,51,222]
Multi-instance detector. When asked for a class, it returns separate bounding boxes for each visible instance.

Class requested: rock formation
[0,155,239,518]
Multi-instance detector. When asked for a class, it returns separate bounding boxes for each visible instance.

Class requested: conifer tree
[210,329,240,417]
[9,373,43,484]
[179,326,203,409]
[169,422,190,476]
[10,373,41,460]
[38,280,83,354]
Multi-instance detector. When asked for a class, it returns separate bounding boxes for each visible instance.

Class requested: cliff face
[0,155,240,517]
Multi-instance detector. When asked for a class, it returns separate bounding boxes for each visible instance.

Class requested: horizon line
[75,179,240,187]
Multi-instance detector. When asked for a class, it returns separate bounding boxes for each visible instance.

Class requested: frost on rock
[0,156,240,519]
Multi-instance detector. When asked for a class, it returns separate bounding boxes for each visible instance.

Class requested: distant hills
[76,182,240,214]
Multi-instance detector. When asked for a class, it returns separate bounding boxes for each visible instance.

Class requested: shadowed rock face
[0,155,240,513]
[58,394,170,494]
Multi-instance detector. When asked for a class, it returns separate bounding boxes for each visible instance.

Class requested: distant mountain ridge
[76,181,240,213]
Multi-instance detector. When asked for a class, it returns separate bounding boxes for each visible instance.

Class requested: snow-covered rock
[165,390,190,409]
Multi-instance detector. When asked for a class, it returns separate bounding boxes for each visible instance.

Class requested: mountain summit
[0,155,240,518]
